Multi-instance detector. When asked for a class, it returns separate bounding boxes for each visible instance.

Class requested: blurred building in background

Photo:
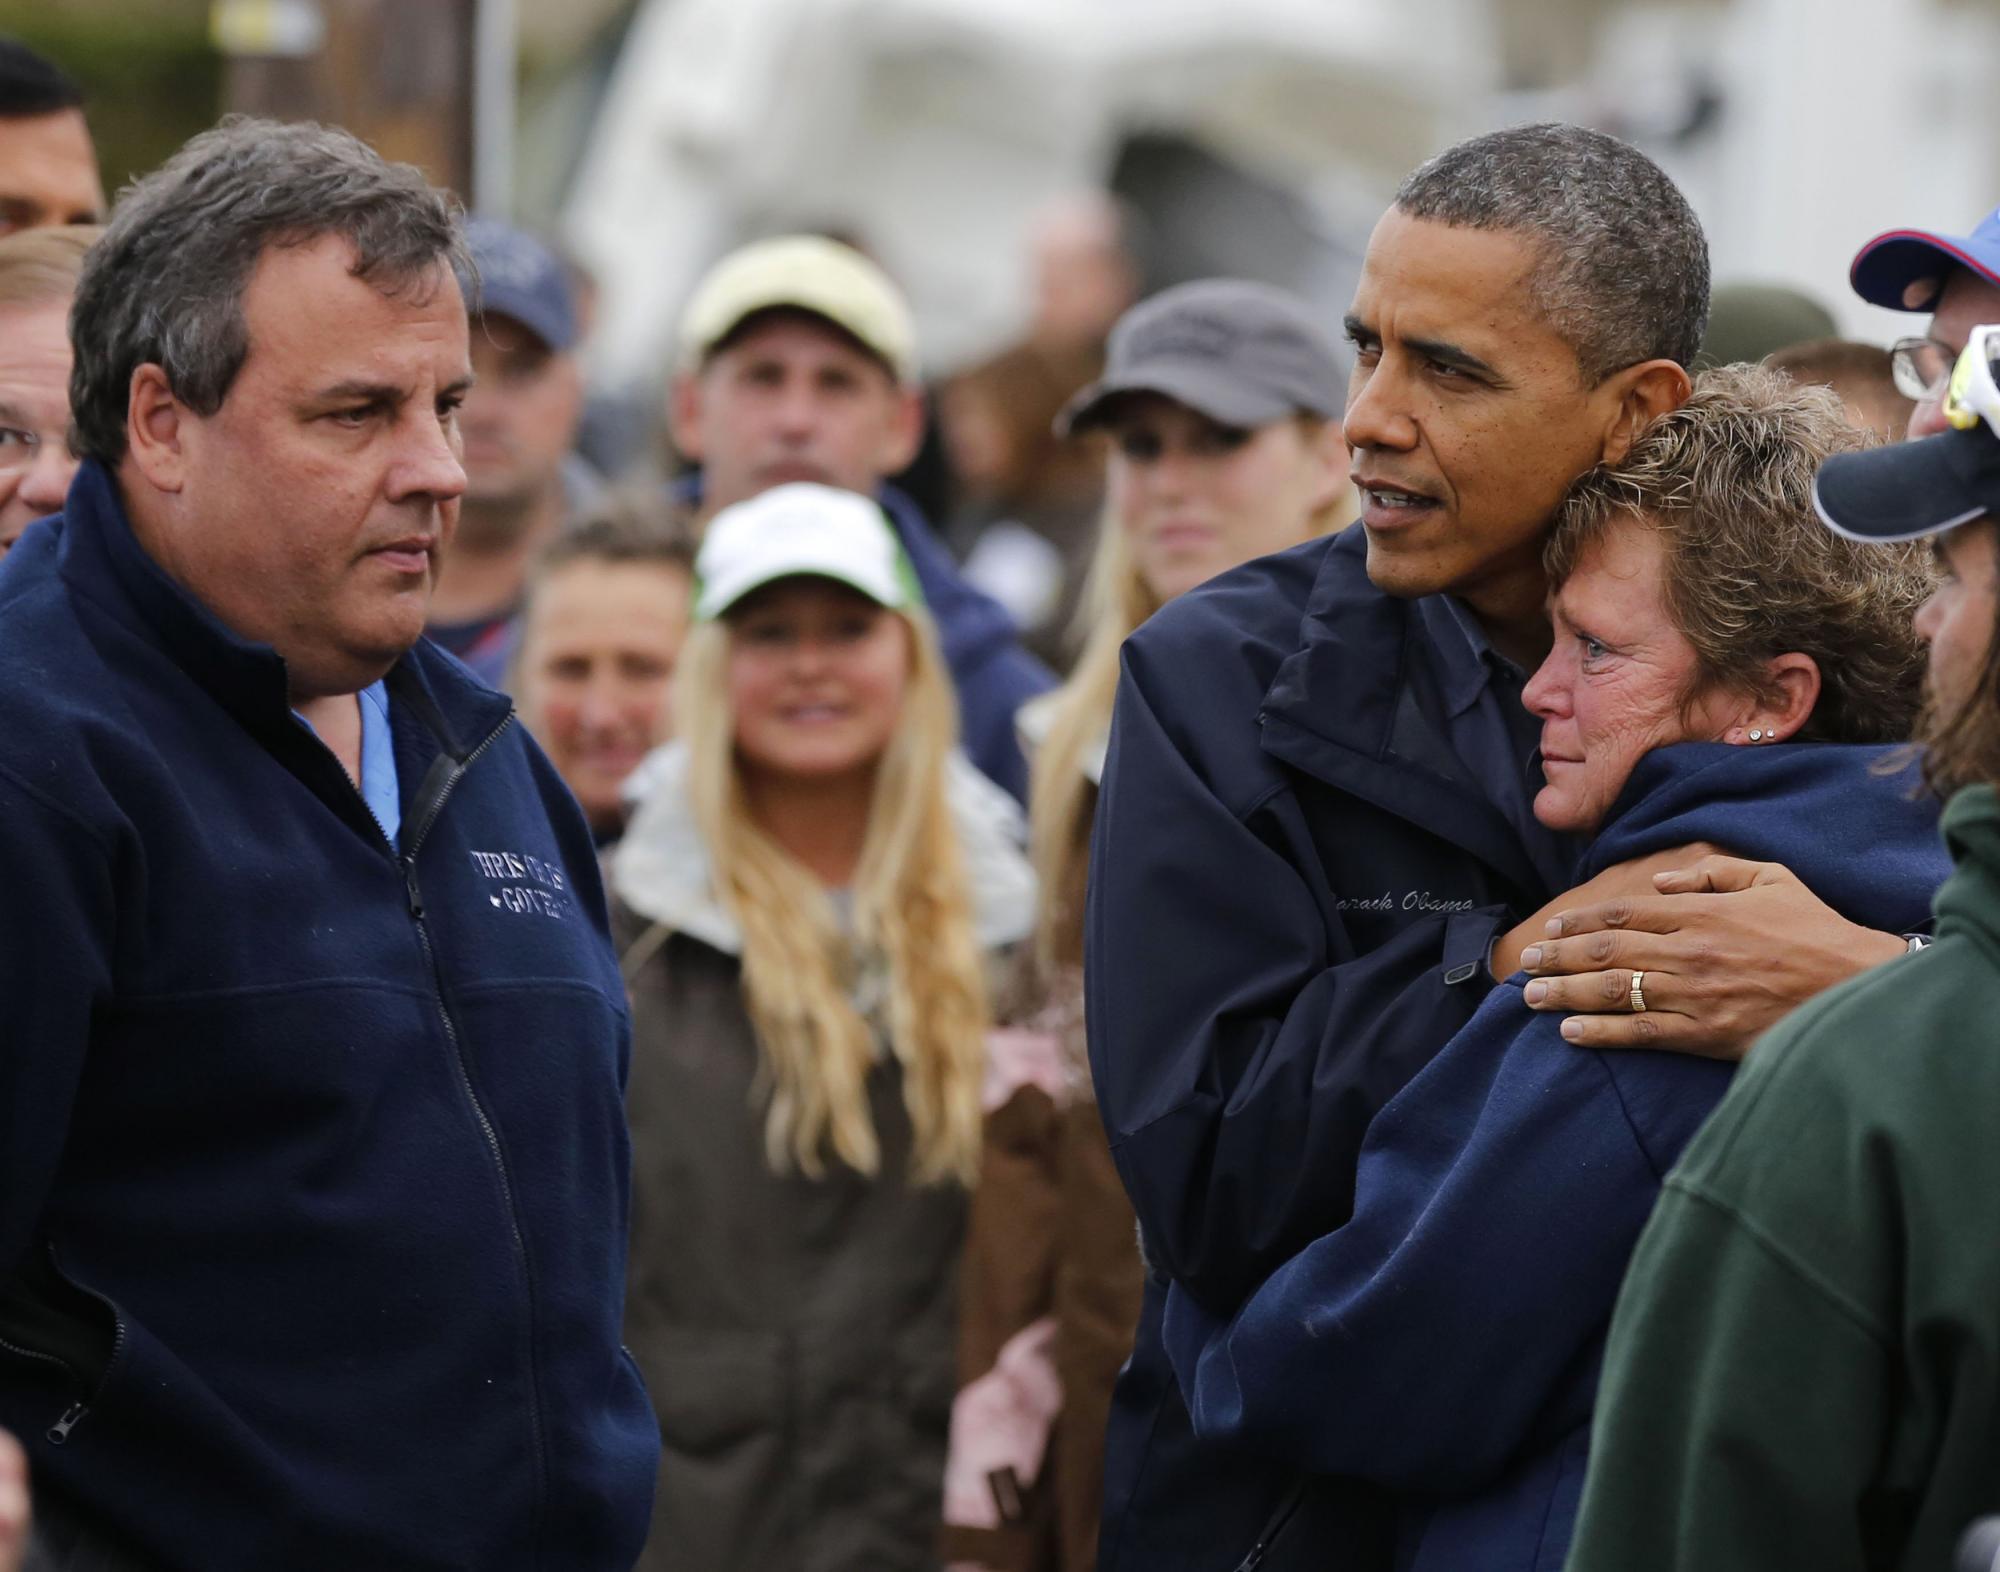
[563,0,1457,386]
[556,0,2000,403]
[0,0,218,197]
[9,0,2000,402]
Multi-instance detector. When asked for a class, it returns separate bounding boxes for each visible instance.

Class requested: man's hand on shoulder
[1488,846,1717,981]
[1519,853,1907,1059]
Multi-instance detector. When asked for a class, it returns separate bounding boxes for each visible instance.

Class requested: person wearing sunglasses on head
[1565,326,2000,1572]
[1852,205,2000,439]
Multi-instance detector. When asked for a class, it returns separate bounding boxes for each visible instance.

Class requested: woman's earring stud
[1747,729,1766,743]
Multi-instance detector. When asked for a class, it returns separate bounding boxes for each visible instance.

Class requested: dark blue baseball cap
[463,216,578,353]
[1814,422,2000,543]
[1850,204,2000,314]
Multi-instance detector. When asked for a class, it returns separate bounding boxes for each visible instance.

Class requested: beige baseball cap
[678,235,918,383]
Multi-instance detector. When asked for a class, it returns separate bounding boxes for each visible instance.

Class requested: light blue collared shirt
[297,680,401,848]
[1416,594,1577,895]
[356,680,400,847]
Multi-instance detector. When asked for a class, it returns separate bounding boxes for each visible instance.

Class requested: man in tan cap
[669,234,1052,801]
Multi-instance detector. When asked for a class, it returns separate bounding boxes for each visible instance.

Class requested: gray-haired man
[0,117,655,1568]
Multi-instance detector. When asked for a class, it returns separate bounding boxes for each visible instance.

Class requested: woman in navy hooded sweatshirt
[1163,366,1950,1570]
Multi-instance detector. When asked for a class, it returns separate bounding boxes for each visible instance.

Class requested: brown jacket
[944,713,1144,1572]
[614,745,1038,1572]
[945,964,1144,1572]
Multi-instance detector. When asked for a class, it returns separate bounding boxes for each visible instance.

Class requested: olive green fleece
[1567,784,2000,1572]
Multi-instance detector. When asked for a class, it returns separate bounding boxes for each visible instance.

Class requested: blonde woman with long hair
[944,281,1353,1572]
[613,483,1035,1572]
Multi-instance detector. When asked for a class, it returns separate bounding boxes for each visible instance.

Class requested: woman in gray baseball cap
[944,279,1352,1572]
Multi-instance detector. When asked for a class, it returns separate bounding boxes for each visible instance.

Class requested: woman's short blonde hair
[1546,363,1934,746]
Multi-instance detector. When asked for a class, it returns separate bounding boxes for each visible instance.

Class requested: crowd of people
[6,23,2000,1572]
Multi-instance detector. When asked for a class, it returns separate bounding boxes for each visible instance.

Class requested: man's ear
[876,382,925,478]
[126,364,188,494]
[667,371,707,465]
[1598,359,1693,467]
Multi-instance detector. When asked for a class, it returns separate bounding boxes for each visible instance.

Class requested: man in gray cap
[427,216,596,689]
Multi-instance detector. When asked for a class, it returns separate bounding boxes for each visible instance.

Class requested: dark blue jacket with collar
[0,465,658,1569]
[1086,527,1563,1571]
[1158,741,1947,1572]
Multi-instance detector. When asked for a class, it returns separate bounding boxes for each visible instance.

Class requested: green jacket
[1567,785,2000,1572]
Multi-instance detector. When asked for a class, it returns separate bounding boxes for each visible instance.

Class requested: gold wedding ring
[1629,970,1647,1014]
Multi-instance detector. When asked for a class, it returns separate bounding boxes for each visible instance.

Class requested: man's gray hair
[69,115,471,466]
[1394,123,1710,383]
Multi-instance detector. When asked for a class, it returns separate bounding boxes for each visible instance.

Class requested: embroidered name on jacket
[1334,890,1479,914]
[468,849,573,919]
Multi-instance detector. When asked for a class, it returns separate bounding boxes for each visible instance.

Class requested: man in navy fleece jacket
[0,120,656,1569]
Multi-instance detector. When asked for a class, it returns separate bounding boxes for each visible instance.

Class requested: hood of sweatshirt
[1581,740,1943,933]
[1936,783,2000,951]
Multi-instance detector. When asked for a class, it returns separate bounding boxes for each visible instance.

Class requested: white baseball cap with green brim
[694,483,924,622]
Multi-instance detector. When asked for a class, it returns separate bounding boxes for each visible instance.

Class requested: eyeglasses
[1891,336,1958,403]
[1940,324,2000,438]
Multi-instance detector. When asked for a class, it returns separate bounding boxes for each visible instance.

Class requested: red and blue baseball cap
[1850,204,2000,314]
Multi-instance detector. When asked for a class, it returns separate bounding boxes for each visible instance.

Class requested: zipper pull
[47,1403,86,1445]
[403,858,424,920]
[1234,1534,1282,1572]
[1231,1482,1304,1572]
